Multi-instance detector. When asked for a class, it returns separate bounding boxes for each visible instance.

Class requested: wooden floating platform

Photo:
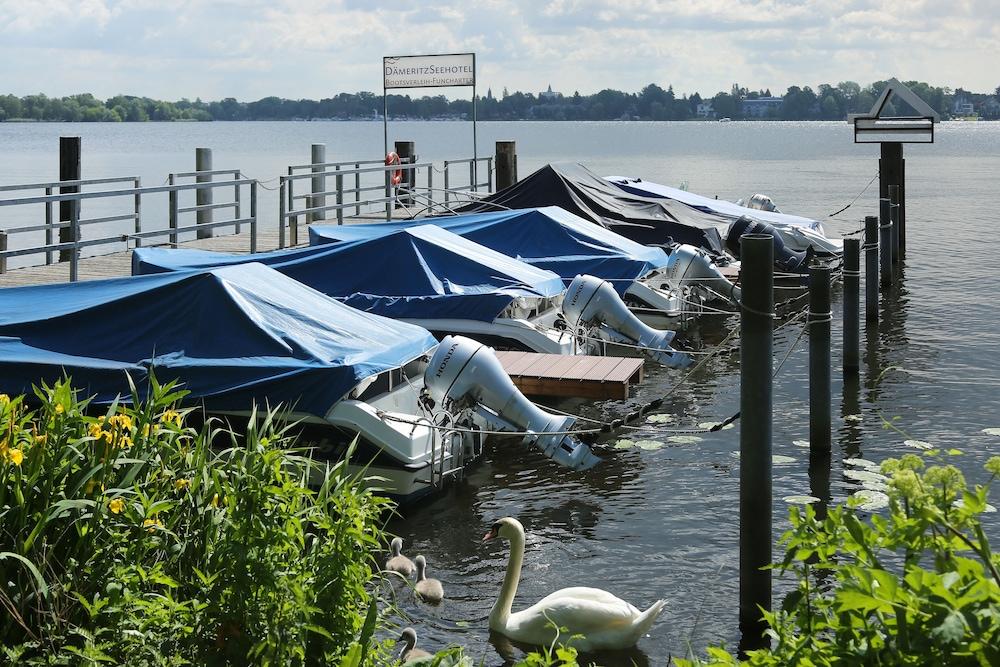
[495,351,644,400]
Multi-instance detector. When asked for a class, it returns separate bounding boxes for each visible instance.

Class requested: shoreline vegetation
[1,80,998,124]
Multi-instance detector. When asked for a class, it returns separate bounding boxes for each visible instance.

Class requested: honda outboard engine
[562,275,690,368]
[661,244,740,304]
[424,336,601,470]
[738,193,781,212]
[726,216,808,273]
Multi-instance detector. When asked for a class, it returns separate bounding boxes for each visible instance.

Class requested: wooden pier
[495,350,645,400]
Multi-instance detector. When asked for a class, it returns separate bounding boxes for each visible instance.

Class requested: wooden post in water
[309,143,326,225]
[843,238,861,375]
[395,141,415,207]
[739,234,773,652]
[865,216,879,322]
[879,197,892,287]
[889,184,901,265]
[59,137,81,263]
[195,148,213,240]
[495,141,517,191]
[0,230,7,274]
[809,262,832,455]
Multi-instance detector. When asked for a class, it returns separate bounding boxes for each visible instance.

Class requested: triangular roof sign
[850,78,940,123]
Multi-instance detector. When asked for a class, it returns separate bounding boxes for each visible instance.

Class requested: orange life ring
[385,152,403,186]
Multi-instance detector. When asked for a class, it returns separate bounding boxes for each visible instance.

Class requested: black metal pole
[58,137,81,264]
[843,238,861,374]
[809,262,832,455]
[739,234,773,652]
[865,216,878,322]
[889,184,900,265]
[879,197,892,287]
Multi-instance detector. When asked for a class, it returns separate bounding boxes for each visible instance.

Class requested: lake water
[2,121,1000,663]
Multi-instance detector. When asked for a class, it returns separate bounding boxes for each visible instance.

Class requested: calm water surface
[2,121,999,663]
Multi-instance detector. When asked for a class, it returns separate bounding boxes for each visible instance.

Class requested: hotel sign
[383,53,475,89]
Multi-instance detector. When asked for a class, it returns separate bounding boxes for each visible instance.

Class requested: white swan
[385,537,415,577]
[414,555,445,603]
[482,517,665,652]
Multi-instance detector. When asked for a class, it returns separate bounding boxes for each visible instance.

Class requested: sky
[1,0,997,101]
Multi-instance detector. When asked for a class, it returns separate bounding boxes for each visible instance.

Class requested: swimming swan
[414,555,445,603]
[385,537,416,578]
[482,517,665,652]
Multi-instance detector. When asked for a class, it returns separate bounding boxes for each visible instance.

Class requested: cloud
[0,0,996,100]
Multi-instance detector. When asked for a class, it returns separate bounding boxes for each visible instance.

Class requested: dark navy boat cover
[0,263,438,413]
[308,206,670,295]
[453,163,728,254]
[133,225,566,322]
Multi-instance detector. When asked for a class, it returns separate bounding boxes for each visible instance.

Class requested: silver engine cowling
[662,244,740,304]
[562,275,690,368]
[424,335,600,470]
[738,193,781,212]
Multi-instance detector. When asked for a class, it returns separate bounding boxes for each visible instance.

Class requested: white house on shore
[742,96,783,118]
[696,101,714,118]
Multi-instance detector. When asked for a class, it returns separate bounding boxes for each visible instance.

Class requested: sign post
[383,52,477,186]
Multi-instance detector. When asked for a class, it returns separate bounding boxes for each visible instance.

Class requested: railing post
[809,262,832,455]
[249,180,257,253]
[495,141,517,190]
[354,162,361,216]
[487,156,494,192]
[385,170,392,221]
[865,216,878,322]
[469,160,476,193]
[336,169,344,225]
[59,136,81,263]
[133,177,142,248]
[168,174,179,247]
[0,230,7,275]
[278,177,287,249]
[309,143,326,224]
[45,187,53,265]
[196,147,213,240]
[843,238,861,375]
[427,166,434,214]
[234,172,242,234]
[879,197,892,287]
[889,184,900,265]
[739,233,773,652]
[69,201,80,282]
[444,161,451,205]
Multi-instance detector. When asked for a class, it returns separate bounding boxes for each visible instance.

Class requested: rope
[827,171,879,218]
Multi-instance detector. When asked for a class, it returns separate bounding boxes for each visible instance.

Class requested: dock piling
[495,141,517,191]
[889,184,901,265]
[739,233,773,652]
[195,148,213,240]
[309,143,326,225]
[843,238,861,375]
[0,230,7,274]
[395,141,415,206]
[809,262,832,455]
[879,197,892,287]
[865,216,878,322]
[58,137,81,263]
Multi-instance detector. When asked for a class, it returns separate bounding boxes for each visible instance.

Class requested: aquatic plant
[676,451,1000,666]
[0,376,393,665]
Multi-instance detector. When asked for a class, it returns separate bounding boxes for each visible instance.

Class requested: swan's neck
[415,562,426,582]
[490,529,524,630]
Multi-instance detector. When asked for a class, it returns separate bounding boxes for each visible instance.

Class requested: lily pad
[635,440,665,451]
[792,439,810,448]
[953,498,998,513]
[844,469,888,485]
[843,414,863,422]
[904,439,933,450]
[843,457,880,471]
[614,439,636,450]
[783,495,821,504]
[646,414,676,424]
[852,489,889,511]
[667,435,703,445]
[982,427,1000,437]
[698,421,734,431]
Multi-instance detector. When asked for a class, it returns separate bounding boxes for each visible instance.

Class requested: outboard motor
[562,275,690,368]
[738,193,781,212]
[661,244,740,304]
[424,336,601,471]
[726,216,808,273]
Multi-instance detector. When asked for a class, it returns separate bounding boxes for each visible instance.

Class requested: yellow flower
[174,478,190,492]
[142,423,151,438]
[211,493,221,508]
[159,410,182,428]
[54,403,64,414]
[108,498,124,514]
[142,517,163,532]
[34,433,47,445]
[108,414,133,431]
[120,435,133,449]
[0,393,9,405]
[7,449,23,466]
[88,423,103,439]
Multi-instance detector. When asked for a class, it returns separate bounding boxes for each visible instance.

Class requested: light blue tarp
[605,176,823,232]
[308,206,670,295]
[0,263,438,413]
[133,225,566,322]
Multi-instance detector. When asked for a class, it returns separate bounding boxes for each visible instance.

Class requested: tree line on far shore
[1,81,997,123]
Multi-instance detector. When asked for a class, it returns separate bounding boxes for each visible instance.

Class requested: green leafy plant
[677,452,1000,666]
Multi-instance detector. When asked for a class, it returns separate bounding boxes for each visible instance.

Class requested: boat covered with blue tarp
[307,206,670,296]
[0,263,438,413]
[132,225,566,322]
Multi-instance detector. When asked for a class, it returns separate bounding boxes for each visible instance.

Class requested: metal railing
[442,157,493,204]
[168,169,245,241]
[0,178,257,280]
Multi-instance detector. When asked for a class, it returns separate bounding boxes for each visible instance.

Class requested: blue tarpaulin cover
[133,225,566,322]
[0,263,438,413]
[308,206,670,295]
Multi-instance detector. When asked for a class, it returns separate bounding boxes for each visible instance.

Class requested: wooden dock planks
[495,350,644,400]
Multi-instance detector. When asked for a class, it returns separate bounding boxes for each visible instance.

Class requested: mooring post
[843,238,861,375]
[495,141,517,191]
[195,147,213,240]
[879,197,892,287]
[0,230,7,274]
[889,184,900,265]
[394,141,415,207]
[809,262,832,455]
[384,170,392,221]
[58,137,81,264]
[739,234,773,652]
[864,216,878,322]
[898,161,906,257]
[308,143,326,225]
